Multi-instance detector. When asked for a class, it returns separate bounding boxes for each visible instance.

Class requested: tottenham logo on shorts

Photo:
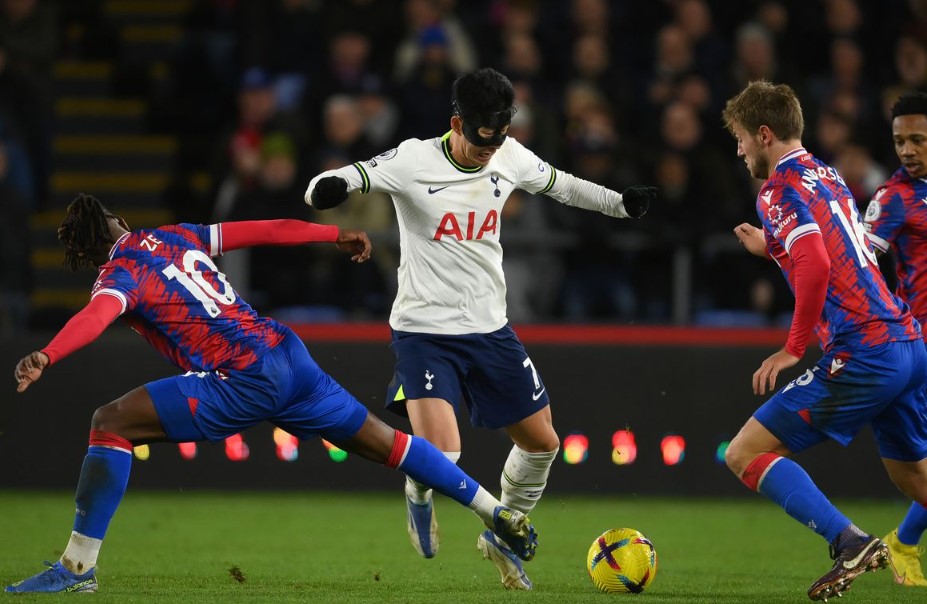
[424,370,434,391]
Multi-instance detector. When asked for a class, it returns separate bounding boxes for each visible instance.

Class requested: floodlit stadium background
[1,0,925,497]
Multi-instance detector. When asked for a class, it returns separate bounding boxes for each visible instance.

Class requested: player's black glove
[311,176,349,210]
[620,186,656,218]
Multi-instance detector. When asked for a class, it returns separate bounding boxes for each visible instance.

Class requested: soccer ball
[586,528,657,594]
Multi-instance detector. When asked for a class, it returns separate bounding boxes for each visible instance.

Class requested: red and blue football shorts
[385,324,550,429]
[145,328,368,443]
[754,339,927,461]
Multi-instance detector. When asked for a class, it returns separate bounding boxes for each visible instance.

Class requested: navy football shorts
[385,324,550,429]
[145,328,368,443]
[754,338,927,461]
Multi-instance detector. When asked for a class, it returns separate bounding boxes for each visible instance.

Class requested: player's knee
[90,401,121,433]
[521,437,560,453]
[892,473,927,504]
[515,427,559,453]
[723,440,749,476]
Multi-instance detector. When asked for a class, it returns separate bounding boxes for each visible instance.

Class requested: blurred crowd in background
[1,0,926,331]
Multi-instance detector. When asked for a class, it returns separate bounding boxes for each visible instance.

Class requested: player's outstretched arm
[220,219,339,250]
[219,220,371,262]
[543,170,657,219]
[14,293,124,392]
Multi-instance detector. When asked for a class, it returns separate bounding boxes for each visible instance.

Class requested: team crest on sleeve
[365,148,398,168]
[864,199,881,222]
[766,204,784,224]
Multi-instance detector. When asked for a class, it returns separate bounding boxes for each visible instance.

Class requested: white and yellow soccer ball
[586,528,657,594]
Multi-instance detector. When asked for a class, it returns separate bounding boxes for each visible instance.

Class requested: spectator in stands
[393,0,476,84]
[22,0,927,325]
[645,24,695,111]
[321,0,404,76]
[833,141,888,203]
[569,33,631,122]
[395,25,458,139]
[813,108,854,164]
[554,105,641,320]
[673,0,727,106]
[727,22,796,100]
[317,94,375,166]
[357,75,400,149]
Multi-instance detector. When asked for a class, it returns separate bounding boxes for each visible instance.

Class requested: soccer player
[863,90,927,587]
[722,81,927,601]
[304,67,656,590]
[5,194,538,594]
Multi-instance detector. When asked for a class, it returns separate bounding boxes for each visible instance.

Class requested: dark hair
[890,91,927,120]
[58,193,117,271]
[722,80,804,141]
[452,68,515,119]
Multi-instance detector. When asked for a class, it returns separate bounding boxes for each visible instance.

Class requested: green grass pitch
[0,491,921,603]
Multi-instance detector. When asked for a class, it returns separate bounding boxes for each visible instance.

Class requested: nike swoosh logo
[532,388,546,401]
[842,541,879,569]
[428,186,449,194]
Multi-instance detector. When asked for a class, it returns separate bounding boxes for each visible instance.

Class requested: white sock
[60,531,102,575]
[468,486,503,528]
[501,445,559,514]
[405,450,461,504]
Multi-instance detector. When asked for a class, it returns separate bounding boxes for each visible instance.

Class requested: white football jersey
[307,132,625,335]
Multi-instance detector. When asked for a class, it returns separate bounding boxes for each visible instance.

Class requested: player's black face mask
[453,100,516,147]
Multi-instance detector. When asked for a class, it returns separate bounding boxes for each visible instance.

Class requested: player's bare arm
[752,348,800,396]
[14,351,49,393]
[733,223,769,257]
[13,293,124,394]
[335,229,372,263]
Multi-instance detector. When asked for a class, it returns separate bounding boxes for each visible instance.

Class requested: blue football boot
[5,561,98,593]
[489,506,537,561]
[476,506,538,590]
[406,494,439,558]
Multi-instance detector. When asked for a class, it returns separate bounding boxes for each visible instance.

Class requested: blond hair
[722,80,804,140]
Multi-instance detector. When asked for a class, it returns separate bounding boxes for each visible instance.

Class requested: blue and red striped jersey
[757,148,920,352]
[864,168,927,334]
[90,223,286,373]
